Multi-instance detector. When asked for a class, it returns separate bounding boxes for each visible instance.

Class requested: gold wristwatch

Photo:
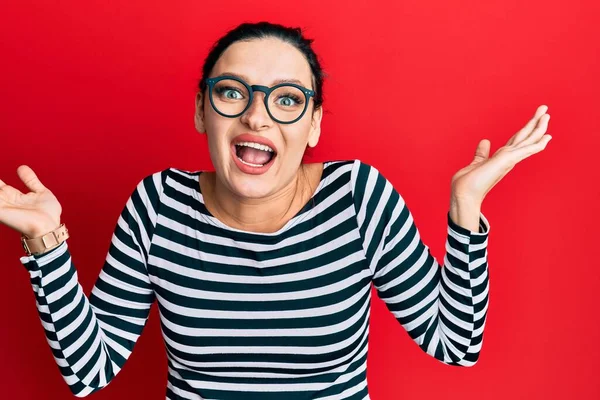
[21,224,69,256]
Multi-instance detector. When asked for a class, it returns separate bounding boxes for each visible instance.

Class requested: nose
[240,91,272,130]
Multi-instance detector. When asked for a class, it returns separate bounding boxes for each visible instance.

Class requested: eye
[215,86,244,100]
[275,93,304,107]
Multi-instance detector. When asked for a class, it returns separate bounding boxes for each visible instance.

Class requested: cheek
[204,112,230,144]
[203,106,220,134]
[282,124,312,153]
[204,119,235,166]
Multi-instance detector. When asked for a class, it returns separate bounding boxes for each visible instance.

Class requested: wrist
[31,241,62,256]
[21,223,69,256]
[28,222,62,239]
[449,198,482,233]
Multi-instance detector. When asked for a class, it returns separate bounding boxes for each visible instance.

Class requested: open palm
[451,104,552,203]
[0,165,62,238]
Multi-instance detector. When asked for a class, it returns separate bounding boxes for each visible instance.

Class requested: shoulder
[318,158,358,179]
[320,158,383,178]
[128,167,175,216]
[346,159,389,187]
[314,159,390,191]
[348,159,402,210]
[145,166,204,196]
[137,167,170,197]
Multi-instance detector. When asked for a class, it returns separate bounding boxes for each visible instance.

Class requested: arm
[351,160,490,366]
[18,170,166,396]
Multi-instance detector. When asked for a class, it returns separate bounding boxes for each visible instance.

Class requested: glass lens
[268,85,306,123]
[211,79,250,116]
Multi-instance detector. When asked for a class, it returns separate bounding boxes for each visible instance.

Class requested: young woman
[0,21,551,399]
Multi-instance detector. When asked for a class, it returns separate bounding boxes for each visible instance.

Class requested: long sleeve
[18,170,166,397]
[351,160,490,367]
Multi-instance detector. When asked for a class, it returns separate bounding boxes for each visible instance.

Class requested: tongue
[237,146,272,165]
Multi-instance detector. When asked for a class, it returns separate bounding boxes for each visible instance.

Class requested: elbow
[424,340,483,367]
[458,355,481,367]
[445,351,482,367]
[70,384,107,398]
[63,373,113,397]
[68,385,95,398]
[453,335,485,367]
[430,344,482,367]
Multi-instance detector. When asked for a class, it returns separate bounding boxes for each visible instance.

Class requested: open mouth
[233,142,277,168]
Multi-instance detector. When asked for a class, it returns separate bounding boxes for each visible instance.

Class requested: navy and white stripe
[20,159,490,399]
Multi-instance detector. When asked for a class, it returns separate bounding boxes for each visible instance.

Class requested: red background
[1,0,599,399]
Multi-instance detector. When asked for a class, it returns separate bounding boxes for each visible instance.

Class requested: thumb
[473,139,491,162]
[17,165,47,193]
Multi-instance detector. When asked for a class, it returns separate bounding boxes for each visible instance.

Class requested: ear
[194,91,205,134]
[307,106,323,148]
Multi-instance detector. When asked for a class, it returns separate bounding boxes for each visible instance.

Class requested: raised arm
[351,160,490,366]
[17,170,165,396]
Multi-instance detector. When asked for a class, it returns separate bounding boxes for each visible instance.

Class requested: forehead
[211,37,313,88]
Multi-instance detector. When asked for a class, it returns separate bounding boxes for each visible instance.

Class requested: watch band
[21,223,69,256]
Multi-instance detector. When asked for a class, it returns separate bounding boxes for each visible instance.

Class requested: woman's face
[194,37,322,200]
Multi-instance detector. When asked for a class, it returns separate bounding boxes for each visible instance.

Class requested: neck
[205,166,312,233]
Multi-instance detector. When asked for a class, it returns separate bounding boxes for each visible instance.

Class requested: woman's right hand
[0,165,62,238]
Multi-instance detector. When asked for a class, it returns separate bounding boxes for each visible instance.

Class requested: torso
[148,159,373,399]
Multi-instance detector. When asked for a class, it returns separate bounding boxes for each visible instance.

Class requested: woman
[0,21,551,399]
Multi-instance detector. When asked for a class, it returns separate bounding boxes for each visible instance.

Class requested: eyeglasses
[204,75,316,124]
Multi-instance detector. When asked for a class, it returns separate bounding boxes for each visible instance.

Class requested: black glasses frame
[205,75,316,124]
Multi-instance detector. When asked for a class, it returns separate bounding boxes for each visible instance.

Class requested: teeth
[237,157,265,168]
[235,141,274,153]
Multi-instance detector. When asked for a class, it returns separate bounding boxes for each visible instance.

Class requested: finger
[507,105,547,146]
[511,134,552,162]
[507,105,548,146]
[16,165,47,193]
[519,114,550,147]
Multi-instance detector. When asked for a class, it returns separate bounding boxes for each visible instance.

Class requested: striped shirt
[20,159,490,399]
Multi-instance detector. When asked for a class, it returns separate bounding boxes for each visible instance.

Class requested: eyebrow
[216,71,312,89]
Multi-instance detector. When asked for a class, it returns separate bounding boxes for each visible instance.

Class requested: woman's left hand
[450,104,553,205]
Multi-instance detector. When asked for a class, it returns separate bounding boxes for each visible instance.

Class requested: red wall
[1,1,598,399]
